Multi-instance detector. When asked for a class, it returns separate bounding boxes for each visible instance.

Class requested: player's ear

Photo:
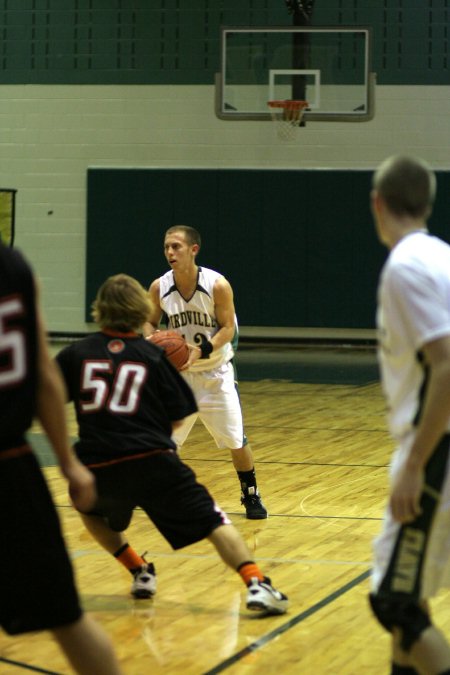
[192,243,200,255]
[370,189,380,214]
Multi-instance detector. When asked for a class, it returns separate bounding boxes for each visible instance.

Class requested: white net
[268,101,308,142]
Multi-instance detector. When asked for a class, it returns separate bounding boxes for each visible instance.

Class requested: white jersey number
[0,297,26,387]
[81,361,147,414]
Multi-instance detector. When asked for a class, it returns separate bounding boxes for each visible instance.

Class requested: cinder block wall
[0,3,448,332]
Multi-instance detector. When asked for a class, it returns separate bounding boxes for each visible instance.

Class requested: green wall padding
[86,168,450,329]
[87,168,363,329]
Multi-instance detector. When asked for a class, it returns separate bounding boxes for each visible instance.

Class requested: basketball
[149,330,189,370]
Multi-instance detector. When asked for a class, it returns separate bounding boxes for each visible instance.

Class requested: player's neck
[173,264,199,300]
[173,263,198,283]
[390,223,428,249]
[383,213,428,249]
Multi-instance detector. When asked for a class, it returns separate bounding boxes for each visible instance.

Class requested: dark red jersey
[56,331,197,465]
[0,244,37,451]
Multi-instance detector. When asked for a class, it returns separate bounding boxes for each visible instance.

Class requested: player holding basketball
[0,242,122,675]
[143,225,267,519]
[56,274,288,614]
[370,156,450,675]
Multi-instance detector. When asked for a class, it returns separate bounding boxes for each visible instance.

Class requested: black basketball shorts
[0,449,82,634]
[88,450,230,549]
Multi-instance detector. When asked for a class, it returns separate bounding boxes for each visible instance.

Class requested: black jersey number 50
[81,361,147,414]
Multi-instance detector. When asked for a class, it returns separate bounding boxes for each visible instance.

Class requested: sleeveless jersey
[0,244,37,451]
[56,331,197,465]
[159,266,236,372]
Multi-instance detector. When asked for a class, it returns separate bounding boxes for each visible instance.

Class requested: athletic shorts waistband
[86,447,175,469]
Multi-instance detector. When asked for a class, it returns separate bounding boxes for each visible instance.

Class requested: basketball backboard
[215,26,375,122]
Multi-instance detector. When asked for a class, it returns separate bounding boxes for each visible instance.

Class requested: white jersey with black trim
[377,231,450,439]
[159,266,236,372]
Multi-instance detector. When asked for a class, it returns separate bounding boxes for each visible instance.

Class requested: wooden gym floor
[1,344,450,674]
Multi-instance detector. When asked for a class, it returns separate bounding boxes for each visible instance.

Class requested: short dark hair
[165,225,201,248]
[373,155,436,219]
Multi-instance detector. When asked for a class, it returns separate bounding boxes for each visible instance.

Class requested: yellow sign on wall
[0,189,17,247]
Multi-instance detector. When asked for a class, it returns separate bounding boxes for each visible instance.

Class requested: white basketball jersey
[159,266,236,372]
[377,231,450,438]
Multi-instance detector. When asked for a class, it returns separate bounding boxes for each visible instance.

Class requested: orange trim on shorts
[0,444,33,460]
[86,448,174,469]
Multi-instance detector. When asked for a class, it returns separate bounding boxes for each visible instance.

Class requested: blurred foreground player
[0,242,122,675]
[56,274,288,615]
[370,156,450,675]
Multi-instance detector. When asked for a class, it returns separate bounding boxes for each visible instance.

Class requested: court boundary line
[54,501,382,522]
[0,560,371,675]
[202,569,371,675]
[0,656,62,674]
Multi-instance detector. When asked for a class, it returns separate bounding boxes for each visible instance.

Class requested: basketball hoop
[267,100,309,141]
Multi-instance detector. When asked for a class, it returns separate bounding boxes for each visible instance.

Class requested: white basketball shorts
[172,361,245,450]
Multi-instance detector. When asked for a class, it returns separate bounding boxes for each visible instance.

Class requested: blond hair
[92,274,152,331]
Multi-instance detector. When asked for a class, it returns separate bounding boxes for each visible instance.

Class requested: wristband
[200,340,213,359]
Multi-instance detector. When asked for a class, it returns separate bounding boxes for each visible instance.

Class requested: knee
[369,592,431,652]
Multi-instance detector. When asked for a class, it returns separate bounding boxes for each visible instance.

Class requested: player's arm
[143,278,163,338]
[211,276,236,349]
[34,278,97,512]
[183,276,235,368]
[390,334,450,523]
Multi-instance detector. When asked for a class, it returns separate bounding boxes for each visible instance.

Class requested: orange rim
[267,100,309,111]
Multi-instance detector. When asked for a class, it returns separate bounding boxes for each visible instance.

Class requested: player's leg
[77,470,156,599]
[141,453,287,615]
[171,411,199,447]
[208,524,288,615]
[371,595,450,675]
[197,363,267,519]
[391,627,420,674]
[229,443,253,470]
[229,442,267,519]
[0,452,121,673]
[407,625,450,674]
[52,614,122,675]
[176,369,266,517]
[370,435,450,675]
[79,512,127,554]
[207,520,252,566]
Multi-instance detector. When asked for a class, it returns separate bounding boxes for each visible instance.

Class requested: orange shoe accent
[116,545,146,571]
[238,562,264,585]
